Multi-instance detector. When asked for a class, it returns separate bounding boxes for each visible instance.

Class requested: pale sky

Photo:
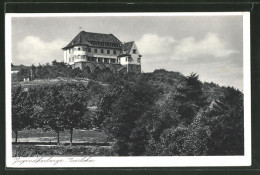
[11,15,244,90]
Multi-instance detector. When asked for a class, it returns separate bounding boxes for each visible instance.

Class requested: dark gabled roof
[121,41,134,54]
[62,31,122,49]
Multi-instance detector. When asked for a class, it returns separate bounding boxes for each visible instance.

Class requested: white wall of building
[118,42,141,66]
[129,42,141,65]
[119,56,129,65]
[64,45,121,65]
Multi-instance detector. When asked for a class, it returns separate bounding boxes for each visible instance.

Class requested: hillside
[11,61,244,156]
[12,62,228,105]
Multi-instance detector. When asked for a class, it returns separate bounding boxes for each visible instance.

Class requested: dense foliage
[12,86,34,143]
[96,71,244,156]
[12,61,244,155]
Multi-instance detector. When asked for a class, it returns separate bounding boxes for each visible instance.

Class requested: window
[78,48,80,51]
[101,49,104,53]
[113,50,116,54]
[94,49,97,53]
[133,49,136,54]
[137,58,141,63]
[88,48,91,52]
[107,50,110,54]
[125,57,128,62]
[83,48,86,51]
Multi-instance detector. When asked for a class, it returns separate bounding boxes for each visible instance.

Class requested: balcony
[74,50,87,55]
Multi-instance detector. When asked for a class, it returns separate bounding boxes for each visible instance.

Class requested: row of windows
[69,47,117,54]
[68,55,140,64]
[90,41,120,48]
[69,56,118,63]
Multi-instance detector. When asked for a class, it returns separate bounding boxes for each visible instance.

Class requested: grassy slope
[12,77,91,89]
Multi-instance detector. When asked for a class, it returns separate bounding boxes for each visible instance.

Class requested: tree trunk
[57,131,60,145]
[15,130,18,144]
[70,128,73,146]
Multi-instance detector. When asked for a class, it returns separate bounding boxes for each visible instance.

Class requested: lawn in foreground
[12,129,115,157]
[12,129,109,144]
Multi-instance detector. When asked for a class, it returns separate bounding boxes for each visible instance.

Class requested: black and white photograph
[5,12,251,167]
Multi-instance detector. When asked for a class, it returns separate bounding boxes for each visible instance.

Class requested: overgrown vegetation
[12,61,244,156]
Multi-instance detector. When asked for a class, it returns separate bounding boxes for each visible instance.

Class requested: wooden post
[57,131,60,145]
[70,128,73,146]
[15,130,18,143]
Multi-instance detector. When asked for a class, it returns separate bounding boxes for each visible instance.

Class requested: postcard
[5,12,251,167]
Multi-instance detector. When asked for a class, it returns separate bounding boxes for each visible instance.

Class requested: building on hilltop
[62,31,142,73]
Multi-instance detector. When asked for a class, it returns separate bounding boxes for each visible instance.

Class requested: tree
[62,92,88,146]
[101,78,158,155]
[40,87,66,145]
[12,86,34,143]
[174,73,208,125]
[158,126,189,156]
[38,85,90,146]
[16,67,31,81]
[95,89,119,130]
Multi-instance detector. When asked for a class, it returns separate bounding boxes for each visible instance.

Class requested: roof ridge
[83,31,111,35]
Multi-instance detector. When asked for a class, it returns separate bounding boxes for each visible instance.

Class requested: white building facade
[62,31,142,73]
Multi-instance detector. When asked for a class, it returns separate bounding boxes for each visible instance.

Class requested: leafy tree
[101,78,157,155]
[40,87,66,145]
[157,126,189,156]
[62,92,89,146]
[16,67,31,81]
[37,85,90,146]
[96,90,119,130]
[12,86,34,143]
[174,73,208,125]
